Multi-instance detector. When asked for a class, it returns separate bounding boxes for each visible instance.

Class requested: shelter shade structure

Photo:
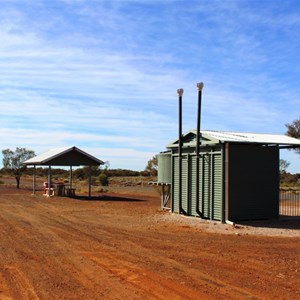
[24,146,104,198]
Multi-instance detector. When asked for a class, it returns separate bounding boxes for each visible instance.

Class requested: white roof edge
[167,129,300,147]
[24,147,72,164]
[72,146,105,164]
[23,146,104,165]
[200,130,300,145]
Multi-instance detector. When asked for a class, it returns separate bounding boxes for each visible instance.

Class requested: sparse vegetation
[2,147,35,189]
[144,156,158,177]
[280,172,300,189]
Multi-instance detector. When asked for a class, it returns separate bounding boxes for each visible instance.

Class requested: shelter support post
[88,166,92,198]
[69,166,73,189]
[32,165,36,195]
[47,166,52,197]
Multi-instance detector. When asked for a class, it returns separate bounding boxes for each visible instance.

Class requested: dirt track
[0,185,299,300]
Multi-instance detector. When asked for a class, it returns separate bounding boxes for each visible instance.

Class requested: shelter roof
[167,130,300,149]
[23,146,104,166]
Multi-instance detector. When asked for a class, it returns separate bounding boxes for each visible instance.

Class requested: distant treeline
[280,172,300,188]
[0,166,155,179]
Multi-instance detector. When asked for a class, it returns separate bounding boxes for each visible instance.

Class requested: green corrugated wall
[172,147,223,221]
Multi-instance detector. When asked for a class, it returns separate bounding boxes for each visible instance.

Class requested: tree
[285,118,300,154]
[2,147,35,189]
[279,159,290,174]
[145,156,158,176]
[97,161,110,186]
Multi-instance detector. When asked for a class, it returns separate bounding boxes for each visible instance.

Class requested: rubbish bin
[55,183,65,196]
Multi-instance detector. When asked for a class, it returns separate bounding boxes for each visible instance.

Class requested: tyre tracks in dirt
[34,208,259,300]
[0,207,144,299]
[0,193,299,299]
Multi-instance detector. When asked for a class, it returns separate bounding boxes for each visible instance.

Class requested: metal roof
[201,130,300,145]
[167,130,300,148]
[24,146,104,166]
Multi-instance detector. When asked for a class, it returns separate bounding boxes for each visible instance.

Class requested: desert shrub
[98,173,109,186]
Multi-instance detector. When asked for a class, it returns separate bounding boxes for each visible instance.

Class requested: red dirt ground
[0,182,299,300]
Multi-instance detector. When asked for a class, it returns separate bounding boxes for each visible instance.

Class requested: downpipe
[177,88,186,215]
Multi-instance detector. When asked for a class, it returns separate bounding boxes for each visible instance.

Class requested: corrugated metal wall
[188,155,197,216]
[172,147,223,221]
[181,158,188,213]
[168,143,280,222]
[172,157,179,213]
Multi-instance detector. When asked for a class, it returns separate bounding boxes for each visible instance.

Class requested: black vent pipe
[177,88,184,214]
[196,82,204,217]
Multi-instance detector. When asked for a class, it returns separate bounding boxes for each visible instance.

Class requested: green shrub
[98,173,109,186]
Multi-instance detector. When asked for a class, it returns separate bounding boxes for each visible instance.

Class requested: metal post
[225,143,230,222]
[196,82,204,217]
[48,166,52,197]
[69,166,73,189]
[33,165,36,195]
[161,184,165,209]
[88,166,92,198]
[177,88,183,214]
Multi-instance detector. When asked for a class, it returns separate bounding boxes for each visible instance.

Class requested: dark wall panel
[228,144,279,221]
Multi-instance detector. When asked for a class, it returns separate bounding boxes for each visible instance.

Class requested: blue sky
[0,0,300,172]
